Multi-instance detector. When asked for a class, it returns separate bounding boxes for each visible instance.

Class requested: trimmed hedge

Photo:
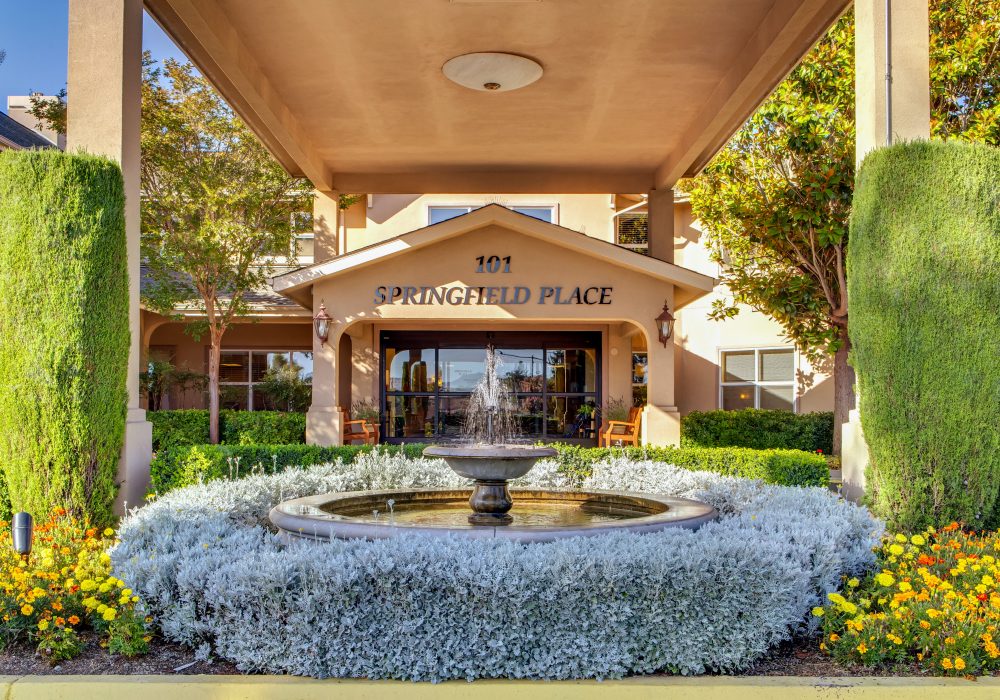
[0,151,130,525]
[681,409,833,453]
[148,410,306,450]
[151,441,828,493]
[849,141,1000,530]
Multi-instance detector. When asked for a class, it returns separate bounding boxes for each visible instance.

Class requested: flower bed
[815,524,1000,675]
[1,510,149,662]
[114,450,879,680]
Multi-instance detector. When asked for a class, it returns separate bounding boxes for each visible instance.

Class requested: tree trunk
[832,327,855,457]
[208,339,221,444]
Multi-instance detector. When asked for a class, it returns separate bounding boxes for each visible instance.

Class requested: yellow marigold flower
[103,528,114,537]
[829,633,840,642]
[955,657,966,671]
[941,658,953,669]
[899,581,912,592]
[911,534,926,546]
[37,619,49,631]
[811,607,825,617]
[841,602,858,615]
[920,620,931,629]
[80,580,96,592]
[856,643,868,654]
[121,588,132,597]
[984,575,995,586]
[827,592,846,605]
[847,578,860,588]
[895,534,908,543]
[20,604,33,616]
[876,572,896,587]
[102,607,117,621]
[889,544,905,556]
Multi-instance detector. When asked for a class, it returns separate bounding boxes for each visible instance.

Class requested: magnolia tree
[684,2,999,453]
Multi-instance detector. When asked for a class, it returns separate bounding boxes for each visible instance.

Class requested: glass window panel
[384,396,436,439]
[219,384,249,410]
[437,396,470,438]
[385,347,436,392]
[545,396,597,438]
[291,352,313,383]
[428,207,472,225]
[512,395,545,437]
[294,236,315,258]
[219,351,249,383]
[760,349,795,382]
[722,351,755,382]
[760,385,794,411]
[546,348,596,393]
[511,206,553,223]
[722,385,755,411]
[632,385,647,407]
[496,348,544,393]
[251,352,291,383]
[439,348,487,392]
[632,352,648,385]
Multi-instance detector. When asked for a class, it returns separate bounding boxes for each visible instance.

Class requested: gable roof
[272,204,716,309]
[0,112,56,150]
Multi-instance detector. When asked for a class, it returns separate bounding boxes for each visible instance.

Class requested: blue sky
[0,0,186,113]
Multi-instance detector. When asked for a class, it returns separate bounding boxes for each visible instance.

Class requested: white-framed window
[218,349,313,411]
[427,204,557,226]
[718,347,796,412]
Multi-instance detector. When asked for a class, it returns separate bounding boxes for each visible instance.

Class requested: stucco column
[313,189,341,261]
[643,297,680,446]
[307,303,342,446]
[349,324,378,405]
[646,188,674,264]
[67,0,151,511]
[855,0,931,164]
[844,0,930,501]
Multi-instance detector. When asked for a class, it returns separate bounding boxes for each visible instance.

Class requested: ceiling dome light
[442,52,543,92]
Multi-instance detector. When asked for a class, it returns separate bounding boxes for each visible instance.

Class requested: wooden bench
[599,406,642,447]
[343,418,379,446]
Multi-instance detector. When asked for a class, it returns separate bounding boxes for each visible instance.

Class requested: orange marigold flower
[67,615,80,625]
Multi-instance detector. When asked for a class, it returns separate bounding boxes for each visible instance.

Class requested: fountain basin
[422,444,558,481]
[269,488,718,544]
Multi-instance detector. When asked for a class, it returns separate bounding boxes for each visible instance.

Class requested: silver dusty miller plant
[114,449,882,681]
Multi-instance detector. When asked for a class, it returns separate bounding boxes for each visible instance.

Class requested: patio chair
[599,406,642,447]
[343,417,379,446]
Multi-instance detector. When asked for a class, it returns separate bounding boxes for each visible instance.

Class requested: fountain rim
[422,444,558,460]
[269,487,718,543]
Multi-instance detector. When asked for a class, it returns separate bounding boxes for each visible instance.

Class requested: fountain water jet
[423,346,556,525]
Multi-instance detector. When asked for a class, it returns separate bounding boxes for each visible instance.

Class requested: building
[0,96,60,151]
[65,0,931,505]
[142,192,835,446]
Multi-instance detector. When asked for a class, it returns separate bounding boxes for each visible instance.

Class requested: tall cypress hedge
[848,141,1000,530]
[0,151,130,524]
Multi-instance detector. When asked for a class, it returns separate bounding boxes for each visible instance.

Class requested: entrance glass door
[380,331,600,443]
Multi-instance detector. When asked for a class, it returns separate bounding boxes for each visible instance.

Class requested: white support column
[67,0,151,512]
[313,189,341,261]
[845,0,930,500]
[646,188,675,263]
[643,294,680,446]
[307,291,342,445]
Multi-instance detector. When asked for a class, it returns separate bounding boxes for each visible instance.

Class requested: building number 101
[475,255,511,273]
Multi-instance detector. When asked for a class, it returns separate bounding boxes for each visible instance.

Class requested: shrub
[815,524,1000,676]
[221,410,305,445]
[114,451,880,680]
[150,442,429,493]
[848,141,1000,530]
[0,151,130,525]
[681,409,834,454]
[148,410,210,450]
[1,509,150,661]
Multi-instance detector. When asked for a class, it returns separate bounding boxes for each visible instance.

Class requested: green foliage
[151,443,428,493]
[147,410,307,451]
[849,140,1000,530]
[253,355,311,412]
[139,358,205,412]
[151,441,828,494]
[0,151,130,525]
[548,444,829,488]
[681,409,834,453]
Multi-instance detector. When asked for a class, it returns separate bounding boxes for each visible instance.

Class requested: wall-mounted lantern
[655,301,675,347]
[12,512,33,560]
[313,302,332,346]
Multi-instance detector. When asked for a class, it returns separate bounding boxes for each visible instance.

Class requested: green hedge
[681,409,833,453]
[0,151,130,525]
[148,410,307,450]
[849,141,1000,530]
[151,441,828,494]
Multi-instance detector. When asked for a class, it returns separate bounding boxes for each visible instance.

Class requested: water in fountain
[462,345,518,445]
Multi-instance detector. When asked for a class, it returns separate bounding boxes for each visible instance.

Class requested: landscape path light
[655,301,675,347]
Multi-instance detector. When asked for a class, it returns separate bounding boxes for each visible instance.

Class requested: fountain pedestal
[468,480,514,525]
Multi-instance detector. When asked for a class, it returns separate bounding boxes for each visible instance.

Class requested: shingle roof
[0,111,56,150]
[140,264,304,312]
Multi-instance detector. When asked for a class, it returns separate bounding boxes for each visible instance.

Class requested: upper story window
[719,347,796,412]
[427,205,556,226]
[615,212,648,255]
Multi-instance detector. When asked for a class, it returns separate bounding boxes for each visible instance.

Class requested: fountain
[422,345,556,525]
[270,346,717,542]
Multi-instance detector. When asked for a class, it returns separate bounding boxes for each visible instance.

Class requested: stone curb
[1,675,999,699]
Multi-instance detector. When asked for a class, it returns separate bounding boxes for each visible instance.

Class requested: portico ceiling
[144,0,851,193]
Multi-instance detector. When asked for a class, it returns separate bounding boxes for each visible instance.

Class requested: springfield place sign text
[374,255,613,306]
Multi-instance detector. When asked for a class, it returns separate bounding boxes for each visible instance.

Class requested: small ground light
[12,511,33,559]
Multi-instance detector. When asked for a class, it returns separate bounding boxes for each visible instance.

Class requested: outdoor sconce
[12,512,33,560]
[313,302,332,346]
[655,301,675,347]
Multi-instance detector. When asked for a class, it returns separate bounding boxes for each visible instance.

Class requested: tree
[684,2,1000,454]
[138,58,312,442]
[27,89,67,135]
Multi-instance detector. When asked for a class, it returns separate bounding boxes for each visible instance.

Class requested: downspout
[885,0,893,145]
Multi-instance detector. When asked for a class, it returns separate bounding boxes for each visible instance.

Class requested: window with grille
[615,213,648,254]
[719,348,796,411]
